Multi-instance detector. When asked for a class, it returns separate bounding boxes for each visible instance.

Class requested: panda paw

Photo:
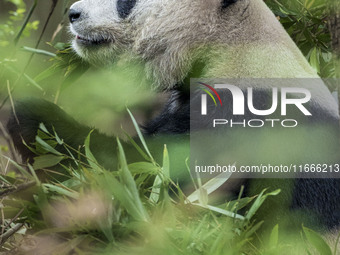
[6,98,82,162]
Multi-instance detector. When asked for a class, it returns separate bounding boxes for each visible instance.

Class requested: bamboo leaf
[35,136,62,156]
[303,226,332,255]
[149,175,162,204]
[269,224,279,248]
[245,189,281,221]
[33,154,64,170]
[193,203,245,220]
[43,184,78,199]
[84,131,103,173]
[127,109,154,162]
[21,46,56,57]
[116,138,150,222]
[186,170,232,203]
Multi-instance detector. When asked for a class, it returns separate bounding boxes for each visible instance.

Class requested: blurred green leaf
[269,224,279,248]
[43,184,78,199]
[303,226,332,255]
[309,47,321,73]
[84,131,103,173]
[245,189,281,221]
[127,109,155,163]
[33,154,64,170]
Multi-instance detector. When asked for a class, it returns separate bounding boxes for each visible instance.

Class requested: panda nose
[69,9,81,23]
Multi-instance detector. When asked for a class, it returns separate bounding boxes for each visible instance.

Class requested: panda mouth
[76,35,111,46]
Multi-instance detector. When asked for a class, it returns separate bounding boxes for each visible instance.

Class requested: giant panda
[7,0,340,235]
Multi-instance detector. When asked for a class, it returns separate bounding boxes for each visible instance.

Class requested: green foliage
[266,0,336,79]
[303,226,333,255]
[0,0,39,47]
[0,119,317,254]
[1,114,337,254]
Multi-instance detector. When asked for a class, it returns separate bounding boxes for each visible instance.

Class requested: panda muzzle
[76,35,111,46]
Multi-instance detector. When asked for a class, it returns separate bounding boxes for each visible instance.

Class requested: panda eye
[117,0,137,19]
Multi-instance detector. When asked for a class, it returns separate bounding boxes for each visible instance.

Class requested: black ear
[222,0,238,8]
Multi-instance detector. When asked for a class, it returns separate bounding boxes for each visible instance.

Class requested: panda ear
[221,0,238,8]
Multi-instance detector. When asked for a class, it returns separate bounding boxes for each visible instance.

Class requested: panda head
[69,0,243,74]
[69,0,315,90]
[69,0,140,65]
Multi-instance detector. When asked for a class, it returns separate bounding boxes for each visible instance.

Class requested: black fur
[292,178,340,228]
[143,90,190,134]
[117,0,137,19]
[222,0,238,9]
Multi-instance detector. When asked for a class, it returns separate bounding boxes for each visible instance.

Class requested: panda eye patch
[117,0,137,19]
[222,0,238,8]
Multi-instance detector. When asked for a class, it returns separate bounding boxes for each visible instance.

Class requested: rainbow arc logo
[199,82,223,107]
[199,82,223,115]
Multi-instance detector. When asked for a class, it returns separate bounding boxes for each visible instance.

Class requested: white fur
[130,0,317,85]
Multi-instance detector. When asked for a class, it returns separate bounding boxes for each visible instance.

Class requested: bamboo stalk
[14,0,38,46]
